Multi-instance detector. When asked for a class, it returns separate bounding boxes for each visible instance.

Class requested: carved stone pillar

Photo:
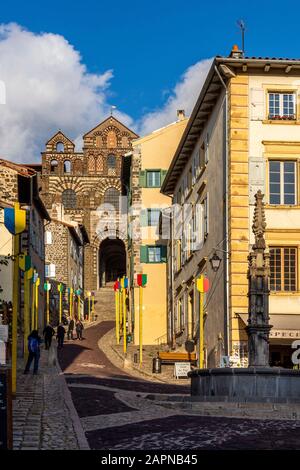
[246,190,272,368]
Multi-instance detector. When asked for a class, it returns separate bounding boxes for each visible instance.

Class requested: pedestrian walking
[43,323,55,350]
[67,317,75,340]
[75,319,84,340]
[24,330,42,375]
[57,323,66,348]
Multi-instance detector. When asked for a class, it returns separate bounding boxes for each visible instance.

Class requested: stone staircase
[93,285,116,322]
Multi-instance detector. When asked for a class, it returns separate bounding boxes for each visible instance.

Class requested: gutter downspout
[214,65,230,357]
[170,204,175,348]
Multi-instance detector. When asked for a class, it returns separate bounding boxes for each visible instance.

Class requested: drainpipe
[214,65,230,357]
[170,205,175,348]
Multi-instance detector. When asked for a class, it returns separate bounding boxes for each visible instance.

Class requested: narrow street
[56,288,300,450]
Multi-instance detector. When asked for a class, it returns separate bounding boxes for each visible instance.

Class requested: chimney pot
[229,45,243,59]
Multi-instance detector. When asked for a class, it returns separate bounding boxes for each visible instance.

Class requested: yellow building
[122,111,188,345]
[0,200,13,302]
[162,46,300,368]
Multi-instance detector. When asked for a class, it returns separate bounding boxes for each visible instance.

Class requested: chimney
[177,109,185,121]
[229,44,243,59]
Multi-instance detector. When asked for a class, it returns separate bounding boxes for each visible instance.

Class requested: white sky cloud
[138,58,213,135]
[0,23,133,162]
[0,23,212,162]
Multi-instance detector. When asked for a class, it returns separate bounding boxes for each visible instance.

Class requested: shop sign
[270,330,300,339]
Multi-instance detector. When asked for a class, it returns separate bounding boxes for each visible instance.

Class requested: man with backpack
[24,330,42,375]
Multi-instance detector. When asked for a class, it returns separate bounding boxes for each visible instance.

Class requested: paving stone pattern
[59,287,300,450]
[13,341,84,450]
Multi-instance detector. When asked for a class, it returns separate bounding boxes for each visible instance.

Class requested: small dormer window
[268,92,296,120]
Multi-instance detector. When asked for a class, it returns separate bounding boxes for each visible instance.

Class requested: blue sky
[0,0,300,162]
[2,0,299,121]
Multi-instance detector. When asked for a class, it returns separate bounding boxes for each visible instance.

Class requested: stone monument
[189,191,300,403]
[246,190,272,367]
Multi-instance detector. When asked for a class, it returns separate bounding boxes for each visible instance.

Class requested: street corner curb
[97,327,169,384]
[55,361,90,450]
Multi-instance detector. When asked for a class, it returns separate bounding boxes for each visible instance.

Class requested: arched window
[56,142,64,152]
[50,160,58,173]
[62,189,77,209]
[104,187,120,210]
[64,160,71,173]
[107,154,116,169]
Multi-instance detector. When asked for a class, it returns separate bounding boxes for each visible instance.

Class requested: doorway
[99,238,126,287]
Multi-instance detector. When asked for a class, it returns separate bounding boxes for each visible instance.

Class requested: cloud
[0,23,133,162]
[0,23,212,162]
[138,58,213,135]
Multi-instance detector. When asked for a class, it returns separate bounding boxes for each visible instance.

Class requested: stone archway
[99,238,126,287]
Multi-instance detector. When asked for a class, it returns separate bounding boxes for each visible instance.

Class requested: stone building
[38,116,138,291]
[162,46,300,368]
[0,158,50,336]
[45,219,89,321]
[121,112,188,345]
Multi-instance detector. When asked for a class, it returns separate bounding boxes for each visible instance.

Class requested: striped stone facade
[41,116,138,291]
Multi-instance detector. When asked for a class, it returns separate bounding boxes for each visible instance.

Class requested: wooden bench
[158,351,197,365]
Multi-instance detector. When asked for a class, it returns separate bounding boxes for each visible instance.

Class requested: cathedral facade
[40,116,138,291]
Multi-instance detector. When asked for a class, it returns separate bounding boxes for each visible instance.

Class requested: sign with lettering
[270,330,300,339]
[174,362,191,379]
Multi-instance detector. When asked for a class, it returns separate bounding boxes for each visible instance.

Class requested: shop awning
[238,313,300,340]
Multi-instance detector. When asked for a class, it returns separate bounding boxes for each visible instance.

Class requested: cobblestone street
[12,288,300,450]
[13,342,89,450]
[57,300,300,450]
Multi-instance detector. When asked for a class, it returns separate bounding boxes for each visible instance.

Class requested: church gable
[46,131,75,153]
[83,116,138,149]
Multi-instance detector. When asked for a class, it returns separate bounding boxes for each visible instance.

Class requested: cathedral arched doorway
[99,238,126,287]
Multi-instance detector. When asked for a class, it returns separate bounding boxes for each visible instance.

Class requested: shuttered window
[147,209,161,227]
[139,170,167,188]
[146,171,161,187]
[140,245,167,263]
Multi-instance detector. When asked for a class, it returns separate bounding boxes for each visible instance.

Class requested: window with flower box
[268,92,296,120]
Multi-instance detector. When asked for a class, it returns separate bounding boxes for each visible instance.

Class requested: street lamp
[209,252,222,272]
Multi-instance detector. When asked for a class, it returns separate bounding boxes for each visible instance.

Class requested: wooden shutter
[161,245,167,263]
[49,264,56,278]
[140,246,148,263]
[161,170,168,184]
[140,209,148,227]
[139,170,146,187]
[250,88,265,121]
[45,231,52,245]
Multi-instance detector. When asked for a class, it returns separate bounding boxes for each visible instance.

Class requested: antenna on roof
[237,19,246,57]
